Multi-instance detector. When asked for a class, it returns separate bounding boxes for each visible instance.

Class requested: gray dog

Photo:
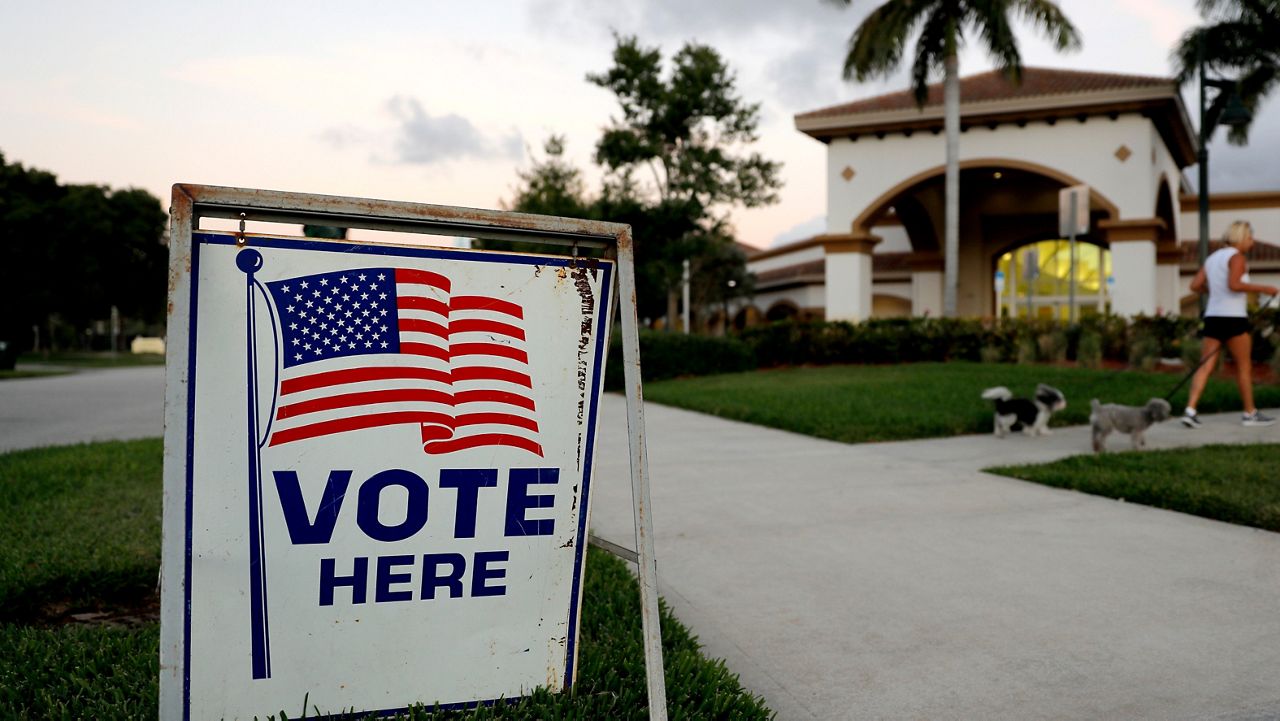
[1089,398,1172,452]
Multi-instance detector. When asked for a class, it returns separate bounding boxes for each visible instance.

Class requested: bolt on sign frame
[161,184,667,719]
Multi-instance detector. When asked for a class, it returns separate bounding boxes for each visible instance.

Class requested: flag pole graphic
[237,248,272,680]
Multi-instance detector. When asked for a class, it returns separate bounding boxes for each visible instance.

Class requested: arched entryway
[851,158,1121,317]
[765,301,800,323]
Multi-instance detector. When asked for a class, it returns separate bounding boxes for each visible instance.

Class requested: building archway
[852,158,1121,236]
[848,158,1123,317]
[765,300,800,323]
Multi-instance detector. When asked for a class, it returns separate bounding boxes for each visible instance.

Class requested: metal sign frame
[161,184,667,719]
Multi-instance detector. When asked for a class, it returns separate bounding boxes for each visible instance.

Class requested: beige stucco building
[742,68,1280,326]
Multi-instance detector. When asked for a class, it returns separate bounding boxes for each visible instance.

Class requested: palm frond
[1008,0,1082,51]
[842,1,936,82]
[911,11,952,104]
[970,1,1022,80]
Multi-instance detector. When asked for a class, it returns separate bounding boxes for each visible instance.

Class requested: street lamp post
[1196,38,1253,276]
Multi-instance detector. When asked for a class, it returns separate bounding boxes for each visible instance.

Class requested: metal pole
[681,259,690,335]
[1025,250,1035,318]
[1198,34,1210,316]
[1068,193,1077,323]
[616,229,669,720]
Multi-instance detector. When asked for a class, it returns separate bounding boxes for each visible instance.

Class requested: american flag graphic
[263,267,542,456]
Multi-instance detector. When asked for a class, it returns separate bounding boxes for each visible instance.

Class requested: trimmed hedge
[604,331,755,390]
[608,312,1280,386]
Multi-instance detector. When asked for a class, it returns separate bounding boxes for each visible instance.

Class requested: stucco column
[908,251,944,317]
[821,233,880,322]
[1155,245,1183,316]
[1100,218,1165,317]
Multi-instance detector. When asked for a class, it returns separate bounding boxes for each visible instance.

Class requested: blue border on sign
[183,231,202,721]
[183,231,615,718]
[562,259,611,689]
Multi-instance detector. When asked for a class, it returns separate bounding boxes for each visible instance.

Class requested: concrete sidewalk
[589,397,1280,720]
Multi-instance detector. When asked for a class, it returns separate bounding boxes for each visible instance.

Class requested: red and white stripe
[267,268,541,456]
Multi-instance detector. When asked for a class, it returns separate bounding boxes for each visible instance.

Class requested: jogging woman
[1182,220,1277,428]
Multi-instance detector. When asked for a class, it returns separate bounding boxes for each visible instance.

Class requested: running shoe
[1242,411,1276,427]
[1181,410,1203,429]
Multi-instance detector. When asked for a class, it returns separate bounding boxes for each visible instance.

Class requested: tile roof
[797,67,1175,121]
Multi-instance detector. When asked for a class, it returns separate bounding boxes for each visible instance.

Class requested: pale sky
[2,0,1276,249]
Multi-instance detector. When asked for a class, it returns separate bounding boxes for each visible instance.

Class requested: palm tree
[831,1,1080,317]
[1173,0,1279,144]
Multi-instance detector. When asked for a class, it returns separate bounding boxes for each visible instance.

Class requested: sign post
[1059,184,1090,322]
[161,185,666,719]
[993,270,1005,319]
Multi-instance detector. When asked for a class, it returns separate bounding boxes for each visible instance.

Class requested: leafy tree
[492,38,772,329]
[0,152,167,354]
[831,0,1080,317]
[504,135,593,220]
[588,35,781,327]
[302,225,347,239]
[1173,0,1279,144]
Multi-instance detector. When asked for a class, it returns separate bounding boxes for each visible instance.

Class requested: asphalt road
[0,366,165,452]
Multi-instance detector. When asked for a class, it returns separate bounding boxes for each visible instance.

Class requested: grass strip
[642,362,1280,443]
[0,369,71,380]
[987,443,1280,532]
[0,440,772,719]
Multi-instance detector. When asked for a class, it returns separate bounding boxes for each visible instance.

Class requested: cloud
[385,96,522,165]
[1201,99,1280,193]
[528,0,847,41]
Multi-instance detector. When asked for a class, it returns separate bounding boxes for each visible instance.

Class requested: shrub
[603,330,755,390]
[1180,334,1202,369]
[1128,331,1161,371]
[1037,330,1068,362]
[979,345,1005,364]
[1015,335,1038,365]
[1076,330,1103,369]
[604,313,1272,386]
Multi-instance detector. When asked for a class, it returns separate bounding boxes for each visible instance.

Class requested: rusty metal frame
[160,184,667,720]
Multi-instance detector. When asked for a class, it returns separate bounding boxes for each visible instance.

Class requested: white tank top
[1204,246,1249,318]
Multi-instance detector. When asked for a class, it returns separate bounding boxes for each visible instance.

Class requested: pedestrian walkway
[589,396,1280,720]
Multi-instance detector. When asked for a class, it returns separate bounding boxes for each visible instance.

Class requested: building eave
[796,88,1197,168]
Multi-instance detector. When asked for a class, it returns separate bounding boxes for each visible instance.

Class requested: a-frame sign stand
[160,185,667,719]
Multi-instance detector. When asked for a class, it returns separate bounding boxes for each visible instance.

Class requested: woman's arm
[1227,253,1279,295]
[1189,267,1207,294]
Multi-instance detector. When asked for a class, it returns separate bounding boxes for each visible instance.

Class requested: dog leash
[1161,293,1278,402]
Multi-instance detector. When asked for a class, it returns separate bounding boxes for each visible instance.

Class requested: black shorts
[1200,316,1251,342]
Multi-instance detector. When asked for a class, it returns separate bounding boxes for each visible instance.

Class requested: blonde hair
[1223,220,1253,245]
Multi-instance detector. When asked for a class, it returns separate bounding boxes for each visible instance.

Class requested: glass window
[996,240,1111,320]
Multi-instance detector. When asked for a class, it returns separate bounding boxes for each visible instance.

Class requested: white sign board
[164,231,614,717]
[1058,184,1090,237]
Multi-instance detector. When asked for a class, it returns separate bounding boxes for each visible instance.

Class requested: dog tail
[981,386,1012,401]
[1090,398,1101,412]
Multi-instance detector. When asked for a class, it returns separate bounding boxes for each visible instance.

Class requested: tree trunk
[943,50,960,318]
[666,288,679,333]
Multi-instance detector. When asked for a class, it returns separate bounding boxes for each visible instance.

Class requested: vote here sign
[163,231,613,718]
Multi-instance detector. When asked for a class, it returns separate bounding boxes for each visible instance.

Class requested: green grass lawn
[0,440,771,720]
[987,443,1280,533]
[18,351,165,368]
[641,362,1280,443]
[0,368,70,380]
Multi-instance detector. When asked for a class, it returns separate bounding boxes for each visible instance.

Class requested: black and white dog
[981,384,1067,437]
